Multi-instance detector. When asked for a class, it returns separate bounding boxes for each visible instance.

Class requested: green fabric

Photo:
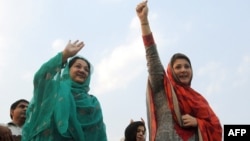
[22,52,107,141]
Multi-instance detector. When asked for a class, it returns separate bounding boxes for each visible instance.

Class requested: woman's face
[172,58,192,85]
[69,59,89,83]
[136,125,146,141]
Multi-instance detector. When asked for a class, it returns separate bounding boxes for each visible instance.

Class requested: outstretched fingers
[77,41,85,48]
[72,40,79,45]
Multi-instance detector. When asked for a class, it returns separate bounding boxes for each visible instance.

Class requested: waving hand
[62,40,85,62]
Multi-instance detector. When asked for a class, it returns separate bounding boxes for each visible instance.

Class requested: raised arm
[136,1,165,92]
[34,40,84,85]
[136,0,151,36]
[62,40,84,62]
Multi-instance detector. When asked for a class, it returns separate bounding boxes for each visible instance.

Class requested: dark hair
[69,56,90,70]
[170,53,193,85]
[10,99,29,119]
[125,121,146,141]
[170,53,191,68]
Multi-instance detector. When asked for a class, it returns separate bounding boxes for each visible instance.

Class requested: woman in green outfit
[22,40,107,141]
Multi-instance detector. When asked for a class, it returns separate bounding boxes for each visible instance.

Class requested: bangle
[141,22,148,25]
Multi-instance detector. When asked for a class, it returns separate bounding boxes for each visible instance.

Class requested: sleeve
[22,52,66,140]
[33,52,64,86]
[143,33,165,93]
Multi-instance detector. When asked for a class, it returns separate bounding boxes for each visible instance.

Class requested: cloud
[196,54,250,97]
[233,55,250,87]
[130,17,140,29]
[0,0,44,74]
[51,39,66,55]
[49,37,146,96]
[91,12,181,95]
[92,39,145,95]
[92,13,162,95]
[196,62,226,96]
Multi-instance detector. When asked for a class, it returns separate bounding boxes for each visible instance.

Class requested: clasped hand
[182,114,198,127]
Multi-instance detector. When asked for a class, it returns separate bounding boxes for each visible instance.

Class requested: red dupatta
[146,64,222,141]
[165,64,222,141]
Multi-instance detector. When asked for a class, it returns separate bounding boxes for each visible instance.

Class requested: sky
[0,0,250,140]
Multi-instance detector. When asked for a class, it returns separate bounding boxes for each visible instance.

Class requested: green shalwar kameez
[22,52,107,141]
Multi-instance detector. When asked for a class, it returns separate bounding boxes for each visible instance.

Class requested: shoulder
[7,122,22,136]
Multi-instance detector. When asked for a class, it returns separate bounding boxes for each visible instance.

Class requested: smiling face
[69,59,90,83]
[172,58,192,85]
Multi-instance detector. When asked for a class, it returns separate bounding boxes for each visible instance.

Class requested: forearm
[140,20,152,36]
[34,52,63,84]
[62,50,70,63]
[143,34,165,92]
[137,1,151,36]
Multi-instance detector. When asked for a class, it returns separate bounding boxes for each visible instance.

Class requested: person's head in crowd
[124,119,146,141]
[10,99,29,126]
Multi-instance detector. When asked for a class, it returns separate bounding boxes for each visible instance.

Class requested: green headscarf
[22,52,107,141]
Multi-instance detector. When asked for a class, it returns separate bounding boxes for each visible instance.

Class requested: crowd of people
[0,1,222,141]
[0,99,29,141]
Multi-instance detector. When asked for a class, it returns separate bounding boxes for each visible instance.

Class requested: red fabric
[164,64,222,141]
[144,33,222,141]
[142,33,155,47]
[146,82,157,141]
[143,33,156,141]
